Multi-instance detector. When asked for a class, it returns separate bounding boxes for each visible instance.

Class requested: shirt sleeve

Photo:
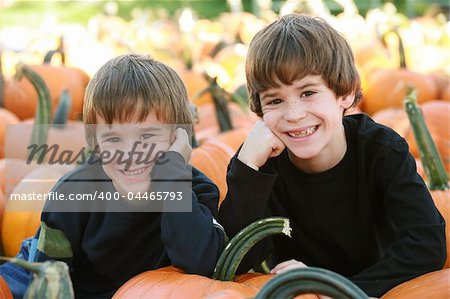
[152,151,227,276]
[350,139,446,297]
[218,156,279,273]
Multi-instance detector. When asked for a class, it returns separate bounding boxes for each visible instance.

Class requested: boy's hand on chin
[238,120,285,171]
[169,127,192,164]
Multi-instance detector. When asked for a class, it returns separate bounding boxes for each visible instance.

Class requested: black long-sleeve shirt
[37,152,225,298]
[219,114,446,297]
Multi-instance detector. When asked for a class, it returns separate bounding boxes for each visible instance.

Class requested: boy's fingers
[270,259,296,273]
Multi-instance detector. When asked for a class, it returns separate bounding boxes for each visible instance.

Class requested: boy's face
[96,111,172,196]
[260,75,353,171]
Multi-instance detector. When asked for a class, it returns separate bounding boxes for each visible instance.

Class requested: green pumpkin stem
[253,267,368,299]
[0,257,41,273]
[15,63,52,160]
[404,87,449,190]
[213,217,291,281]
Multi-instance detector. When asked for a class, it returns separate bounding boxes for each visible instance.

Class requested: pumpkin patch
[0,1,449,298]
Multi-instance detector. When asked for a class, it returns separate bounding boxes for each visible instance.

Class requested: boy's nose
[283,100,307,122]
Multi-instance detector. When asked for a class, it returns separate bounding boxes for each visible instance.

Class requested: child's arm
[153,128,226,276]
[219,121,285,272]
[350,140,446,296]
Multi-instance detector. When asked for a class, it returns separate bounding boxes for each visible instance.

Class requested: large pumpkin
[2,164,73,257]
[371,108,410,138]
[112,266,277,298]
[362,31,439,115]
[363,69,438,115]
[4,119,87,163]
[3,64,89,120]
[0,158,42,196]
[114,217,317,299]
[381,269,450,299]
[194,102,255,143]
[191,129,248,206]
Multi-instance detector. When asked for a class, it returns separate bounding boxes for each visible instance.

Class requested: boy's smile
[96,112,172,195]
[260,75,353,173]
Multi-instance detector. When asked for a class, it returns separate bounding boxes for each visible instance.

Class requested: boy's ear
[339,94,354,109]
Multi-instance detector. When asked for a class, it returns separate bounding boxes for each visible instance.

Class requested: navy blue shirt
[39,152,225,298]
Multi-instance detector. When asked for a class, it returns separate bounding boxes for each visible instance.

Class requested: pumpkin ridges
[381,269,450,298]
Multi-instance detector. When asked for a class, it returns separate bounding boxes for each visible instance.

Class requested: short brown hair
[83,53,193,148]
[246,14,362,117]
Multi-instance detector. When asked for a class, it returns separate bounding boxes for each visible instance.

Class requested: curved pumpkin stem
[404,87,449,191]
[253,267,368,299]
[213,217,291,281]
[43,36,65,65]
[15,63,52,158]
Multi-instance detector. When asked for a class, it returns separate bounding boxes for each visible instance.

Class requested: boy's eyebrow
[261,82,321,101]
[137,126,162,133]
[98,126,162,139]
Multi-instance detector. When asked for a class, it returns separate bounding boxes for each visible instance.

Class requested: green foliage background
[0,0,448,28]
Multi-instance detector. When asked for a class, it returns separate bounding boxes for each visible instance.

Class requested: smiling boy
[2,54,226,298]
[218,14,446,297]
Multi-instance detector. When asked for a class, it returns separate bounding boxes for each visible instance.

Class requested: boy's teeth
[288,126,317,137]
[123,167,147,176]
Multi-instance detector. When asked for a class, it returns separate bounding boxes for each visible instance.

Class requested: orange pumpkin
[381,269,450,298]
[0,275,13,299]
[178,68,214,106]
[442,84,450,102]
[371,108,410,138]
[0,158,42,196]
[4,119,87,163]
[429,189,450,268]
[362,31,439,115]
[363,69,438,115]
[3,64,89,120]
[195,102,255,143]
[0,108,20,159]
[113,266,319,299]
[2,164,73,257]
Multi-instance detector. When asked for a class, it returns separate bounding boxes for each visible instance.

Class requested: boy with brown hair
[2,54,226,298]
[218,14,446,297]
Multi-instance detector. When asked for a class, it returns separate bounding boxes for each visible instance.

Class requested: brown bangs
[83,54,194,148]
[246,14,362,116]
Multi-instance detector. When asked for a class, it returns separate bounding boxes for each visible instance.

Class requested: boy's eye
[105,137,120,143]
[141,133,155,140]
[301,91,315,98]
[268,99,282,105]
